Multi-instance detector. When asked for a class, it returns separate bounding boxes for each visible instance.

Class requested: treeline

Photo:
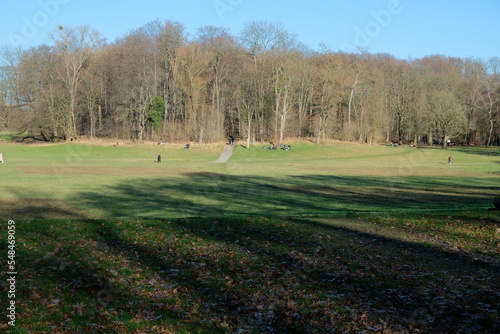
[0,20,499,146]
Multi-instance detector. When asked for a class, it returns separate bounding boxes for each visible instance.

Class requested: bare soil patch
[301,166,491,177]
[15,166,193,176]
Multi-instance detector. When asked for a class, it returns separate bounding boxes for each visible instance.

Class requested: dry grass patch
[15,166,195,176]
[300,165,494,178]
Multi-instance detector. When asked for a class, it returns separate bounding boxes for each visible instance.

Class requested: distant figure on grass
[229,136,235,145]
[266,142,277,150]
[0,153,3,163]
[448,156,452,165]
[157,154,162,163]
[184,143,190,149]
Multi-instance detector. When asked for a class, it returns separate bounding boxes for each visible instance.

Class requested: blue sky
[1,0,499,60]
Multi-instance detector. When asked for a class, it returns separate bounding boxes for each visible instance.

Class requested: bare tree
[310,53,342,144]
[0,46,25,129]
[240,21,298,143]
[424,72,468,148]
[475,58,500,145]
[240,21,297,56]
[273,59,293,145]
[386,60,416,144]
[156,21,185,138]
[293,57,313,138]
[196,25,238,141]
[50,25,104,139]
[177,42,210,143]
[83,52,107,138]
[17,45,67,140]
[107,28,157,141]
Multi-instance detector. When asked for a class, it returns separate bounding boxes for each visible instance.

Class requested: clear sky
[1,0,499,60]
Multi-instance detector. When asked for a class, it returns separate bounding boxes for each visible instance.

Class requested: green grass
[1,135,499,332]
[0,139,498,219]
[5,216,499,333]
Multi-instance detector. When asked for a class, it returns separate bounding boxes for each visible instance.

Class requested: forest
[0,20,499,146]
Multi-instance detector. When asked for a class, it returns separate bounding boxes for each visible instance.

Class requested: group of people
[263,143,292,150]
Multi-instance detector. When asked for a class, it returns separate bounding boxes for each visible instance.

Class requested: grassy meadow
[0,137,498,219]
[0,134,499,333]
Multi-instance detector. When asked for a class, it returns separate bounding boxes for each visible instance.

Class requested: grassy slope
[1,137,499,333]
[0,140,498,218]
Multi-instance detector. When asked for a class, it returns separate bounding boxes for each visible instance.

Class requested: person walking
[448,156,452,165]
[157,154,162,163]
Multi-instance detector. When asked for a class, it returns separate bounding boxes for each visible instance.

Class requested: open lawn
[0,139,498,219]
[0,136,499,333]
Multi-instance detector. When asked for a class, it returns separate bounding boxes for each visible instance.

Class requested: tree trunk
[442,135,448,148]
[348,72,360,124]
[246,108,252,148]
[487,114,494,146]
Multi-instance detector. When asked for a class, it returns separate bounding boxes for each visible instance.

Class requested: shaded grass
[64,172,498,220]
[3,216,499,333]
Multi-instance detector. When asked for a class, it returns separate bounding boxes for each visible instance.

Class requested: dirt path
[212,144,234,163]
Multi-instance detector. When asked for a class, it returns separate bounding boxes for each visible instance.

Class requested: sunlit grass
[1,139,499,219]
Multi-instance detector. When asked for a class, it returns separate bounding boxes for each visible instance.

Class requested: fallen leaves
[5,217,499,333]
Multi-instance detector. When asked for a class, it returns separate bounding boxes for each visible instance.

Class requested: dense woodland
[0,20,499,146]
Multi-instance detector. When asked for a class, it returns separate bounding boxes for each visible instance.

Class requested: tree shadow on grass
[14,221,197,333]
[73,173,498,219]
[15,215,499,333]
[0,197,92,220]
[451,146,500,157]
[47,173,498,331]
[170,216,500,331]
[290,174,499,191]
[11,173,495,331]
